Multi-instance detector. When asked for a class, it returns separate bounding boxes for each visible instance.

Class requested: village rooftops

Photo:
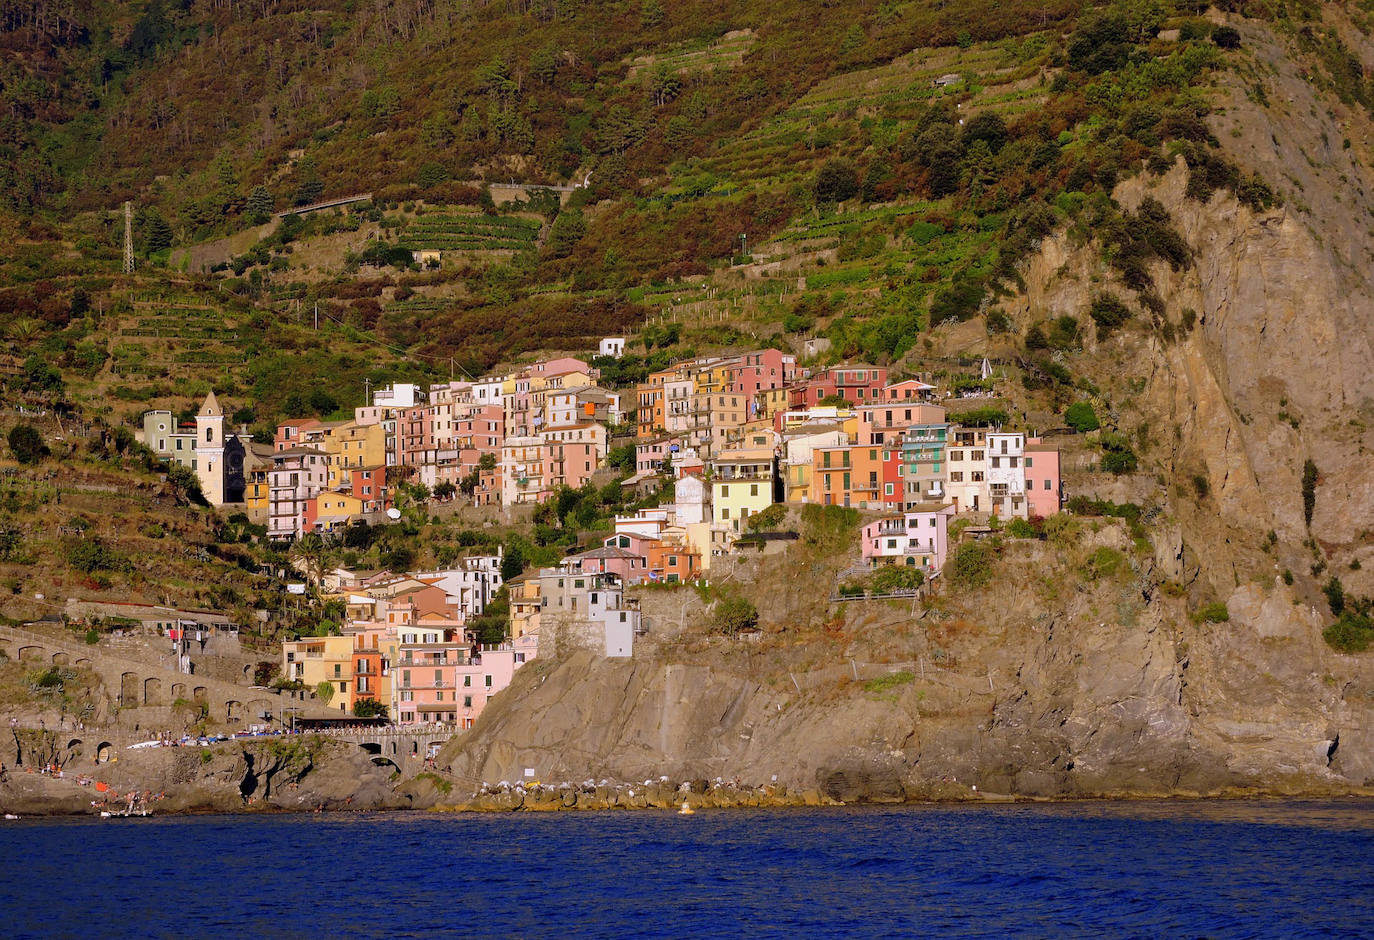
[271,446,328,458]
[567,545,646,561]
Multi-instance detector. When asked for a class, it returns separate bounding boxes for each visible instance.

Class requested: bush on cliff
[945,541,992,589]
[711,595,758,636]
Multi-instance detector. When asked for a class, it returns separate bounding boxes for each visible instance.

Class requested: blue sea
[2,801,1372,938]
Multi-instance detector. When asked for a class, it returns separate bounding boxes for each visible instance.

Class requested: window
[721,484,729,497]
[464,675,471,687]
[464,695,472,707]
[333,664,341,677]
[1044,479,1052,490]
[950,472,963,482]
[1025,457,1033,468]
[403,670,411,687]
[750,484,758,497]
[485,675,493,688]
[929,518,936,527]
[991,457,1000,468]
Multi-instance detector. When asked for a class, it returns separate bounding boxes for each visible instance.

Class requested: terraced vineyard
[398,213,542,252]
[700,36,1053,190]
[626,28,756,78]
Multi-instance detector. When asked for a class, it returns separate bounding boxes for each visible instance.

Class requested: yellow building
[507,574,543,641]
[242,442,276,524]
[311,490,364,533]
[711,447,777,533]
[325,421,387,490]
[282,634,356,712]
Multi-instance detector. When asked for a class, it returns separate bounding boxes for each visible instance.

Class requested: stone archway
[18,646,43,662]
[120,672,139,706]
[171,683,186,702]
[193,687,208,704]
[74,658,91,669]
[96,742,112,764]
[143,677,163,706]
[358,742,382,755]
[51,651,69,666]
[242,664,255,685]
[371,757,401,774]
[225,700,242,723]
[66,739,83,761]
[390,741,397,756]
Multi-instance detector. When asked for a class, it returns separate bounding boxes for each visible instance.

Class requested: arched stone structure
[51,651,68,666]
[120,672,139,705]
[193,687,208,704]
[359,742,382,755]
[171,682,186,702]
[225,700,242,723]
[18,646,43,662]
[96,742,112,764]
[143,676,162,706]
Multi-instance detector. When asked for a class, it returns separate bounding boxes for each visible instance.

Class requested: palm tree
[290,532,330,588]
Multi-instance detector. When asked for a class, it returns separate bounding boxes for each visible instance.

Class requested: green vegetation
[315,680,335,708]
[711,595,759,636]
[7,425,47,465]
[1194,602,1230,624]
[1082,547,1124,581]
[863,671,915,693]
[352,698,389,719]
[1303,459,1318,527]
[1064,402,1100,433]
[946,541,993,589]
[871,566,924,593]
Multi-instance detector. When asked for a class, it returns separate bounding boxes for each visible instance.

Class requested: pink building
[398,405,435,467]
[453,635,538,729]
[861,503,956,573]
[540,422,606,490]
[730,348,798,401]
[788,364,888,408]
[857,401,947,446]
[1024,439,1063,519]
[566,545,647,583]
[881,379,938,402]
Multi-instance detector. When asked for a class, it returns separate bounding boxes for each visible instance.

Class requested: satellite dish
[386,508,402,520]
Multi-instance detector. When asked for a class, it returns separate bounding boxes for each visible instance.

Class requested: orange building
[810,444,886,508]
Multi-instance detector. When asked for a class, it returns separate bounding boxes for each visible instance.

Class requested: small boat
[3,814,18,820]
[678,802,695,816]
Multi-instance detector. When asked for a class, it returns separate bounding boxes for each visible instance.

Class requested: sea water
[1,801,1371,938]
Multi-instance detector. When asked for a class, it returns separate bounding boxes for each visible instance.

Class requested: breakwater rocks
[440,778,845,813]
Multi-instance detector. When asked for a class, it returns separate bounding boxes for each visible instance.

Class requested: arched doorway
[120,673,139,706]
[51,652,69,666]
[143,677,162,706]
[96,742,112,764]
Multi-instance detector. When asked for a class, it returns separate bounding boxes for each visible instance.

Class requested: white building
[599,336,626,359]
[373,383,423,409]
[946,427,989,513]
[985,431,1027,519]
[674,474,709,526]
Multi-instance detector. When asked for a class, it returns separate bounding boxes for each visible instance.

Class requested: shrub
[1324,611,1374,653]
[84,628,100,645]
[745,503,787,532]
[8,424,47,464]
[712,595,758,636]
[1089,294,1132,338]
[1100,433,1139,474]
[352,698,389,719]
[813,159,859,204]
[945,541,992,588]
[1323,577,1346,616]
[1194,602,1230,623]
[1302,459,1318,527]
[1064,402,1100,433]
[1082,547,1124,581]
[872,565,924,594]
[1005,518,1038,539]
[315,680,335,706]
